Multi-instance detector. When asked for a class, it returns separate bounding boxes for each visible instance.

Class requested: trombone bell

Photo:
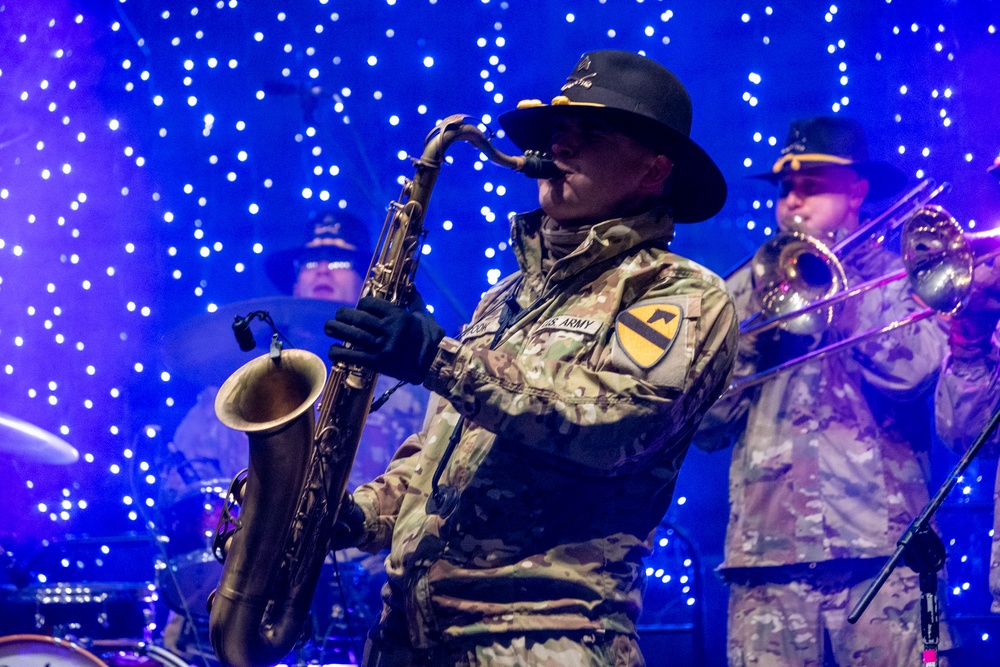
[728,202,993,395]
[902,206,974,315]
[750,232,848,335]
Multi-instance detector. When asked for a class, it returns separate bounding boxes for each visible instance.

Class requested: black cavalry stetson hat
[264,210,372,293]
[498,50,727,223]
[752,116,907,201]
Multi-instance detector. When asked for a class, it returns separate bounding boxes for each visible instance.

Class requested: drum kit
[1,297,380,667]
[0,414,178,665]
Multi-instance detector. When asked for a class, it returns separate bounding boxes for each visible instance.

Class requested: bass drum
[0,634,108,666]
[157,478,230,620]
[0,583,156,641]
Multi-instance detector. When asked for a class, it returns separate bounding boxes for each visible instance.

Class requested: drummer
[161,210,430,496]
[269,209,369,303]
[160,210,432,662]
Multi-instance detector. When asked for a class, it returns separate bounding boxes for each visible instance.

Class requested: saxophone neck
[364,115,563,306]
[422,114,562,179]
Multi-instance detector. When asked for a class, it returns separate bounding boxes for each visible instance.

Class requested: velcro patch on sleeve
[616,303,682,368]
[612,296,698,389]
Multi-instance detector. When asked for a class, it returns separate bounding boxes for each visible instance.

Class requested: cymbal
[0,413,79,465]
[161,296,347,387]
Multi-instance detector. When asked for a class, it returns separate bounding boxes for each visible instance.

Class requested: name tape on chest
[615,303,683,368]
[460,317,501,341]
[536,315,603,336]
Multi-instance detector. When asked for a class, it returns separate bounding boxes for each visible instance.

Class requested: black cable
[310,445,365,665]
[232,310,296,353]
[370,380,405,413]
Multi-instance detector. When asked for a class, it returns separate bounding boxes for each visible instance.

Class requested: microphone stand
[848,399,1000,666]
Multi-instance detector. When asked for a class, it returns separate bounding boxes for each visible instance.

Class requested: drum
[160,479,230,558]
[157,479,230,619]
[0,583,156,641]
[95,640,192,667]
[0,634,108,666]
[310,553,385,640]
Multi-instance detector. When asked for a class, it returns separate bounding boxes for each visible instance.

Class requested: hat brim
[751,159,907,201]
[499,105,727,223]
[264,245,360,294]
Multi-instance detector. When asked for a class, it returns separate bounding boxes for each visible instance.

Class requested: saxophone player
[324,50,738,666]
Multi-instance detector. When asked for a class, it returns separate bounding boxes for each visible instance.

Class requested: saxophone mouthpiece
[518,151,564,180]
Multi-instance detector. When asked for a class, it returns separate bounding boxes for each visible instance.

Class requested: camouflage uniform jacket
[936,327,1000,610]
[697,243,948,571]
[352,206,738,649]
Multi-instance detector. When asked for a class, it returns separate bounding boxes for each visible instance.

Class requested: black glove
[329,493,366,551]
[325,294,446,385]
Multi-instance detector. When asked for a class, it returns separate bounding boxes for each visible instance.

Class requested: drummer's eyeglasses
[296,260,354,272]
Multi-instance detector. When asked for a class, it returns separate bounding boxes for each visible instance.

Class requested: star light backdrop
[2,0,1000,663]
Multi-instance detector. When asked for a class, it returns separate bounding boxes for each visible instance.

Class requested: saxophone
[208,114,560,667]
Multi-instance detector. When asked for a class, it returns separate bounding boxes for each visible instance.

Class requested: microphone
[989,162,1000,181]
[232,315,256,351]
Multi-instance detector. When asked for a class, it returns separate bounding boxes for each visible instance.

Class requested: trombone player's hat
[753,116,907,201]
[498,49,727,223]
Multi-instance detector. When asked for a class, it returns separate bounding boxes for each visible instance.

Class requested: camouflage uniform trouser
[362,626,645,667]
[725,560,951,667]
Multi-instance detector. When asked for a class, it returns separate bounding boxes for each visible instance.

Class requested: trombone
[737,178,948,337]
[727,186,1000,394]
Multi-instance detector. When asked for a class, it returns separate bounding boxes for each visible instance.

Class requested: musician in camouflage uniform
[325,50,738,666]
[936,238,1000,612]
[696,117,954,666]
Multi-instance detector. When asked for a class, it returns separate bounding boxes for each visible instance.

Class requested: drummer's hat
[265,210,372,294]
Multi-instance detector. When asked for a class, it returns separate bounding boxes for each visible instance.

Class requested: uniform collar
[510,205,676,284]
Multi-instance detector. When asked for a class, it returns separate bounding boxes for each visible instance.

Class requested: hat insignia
[562,55,595,91]
[781,127,807,155]
[315,222,342,235]
[780,141,806,156]
[562,72,596,91]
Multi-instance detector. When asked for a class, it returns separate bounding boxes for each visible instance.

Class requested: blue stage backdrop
[2,1,1000,664]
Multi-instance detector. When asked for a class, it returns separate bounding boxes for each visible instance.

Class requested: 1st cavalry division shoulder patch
[615,303,683,369]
